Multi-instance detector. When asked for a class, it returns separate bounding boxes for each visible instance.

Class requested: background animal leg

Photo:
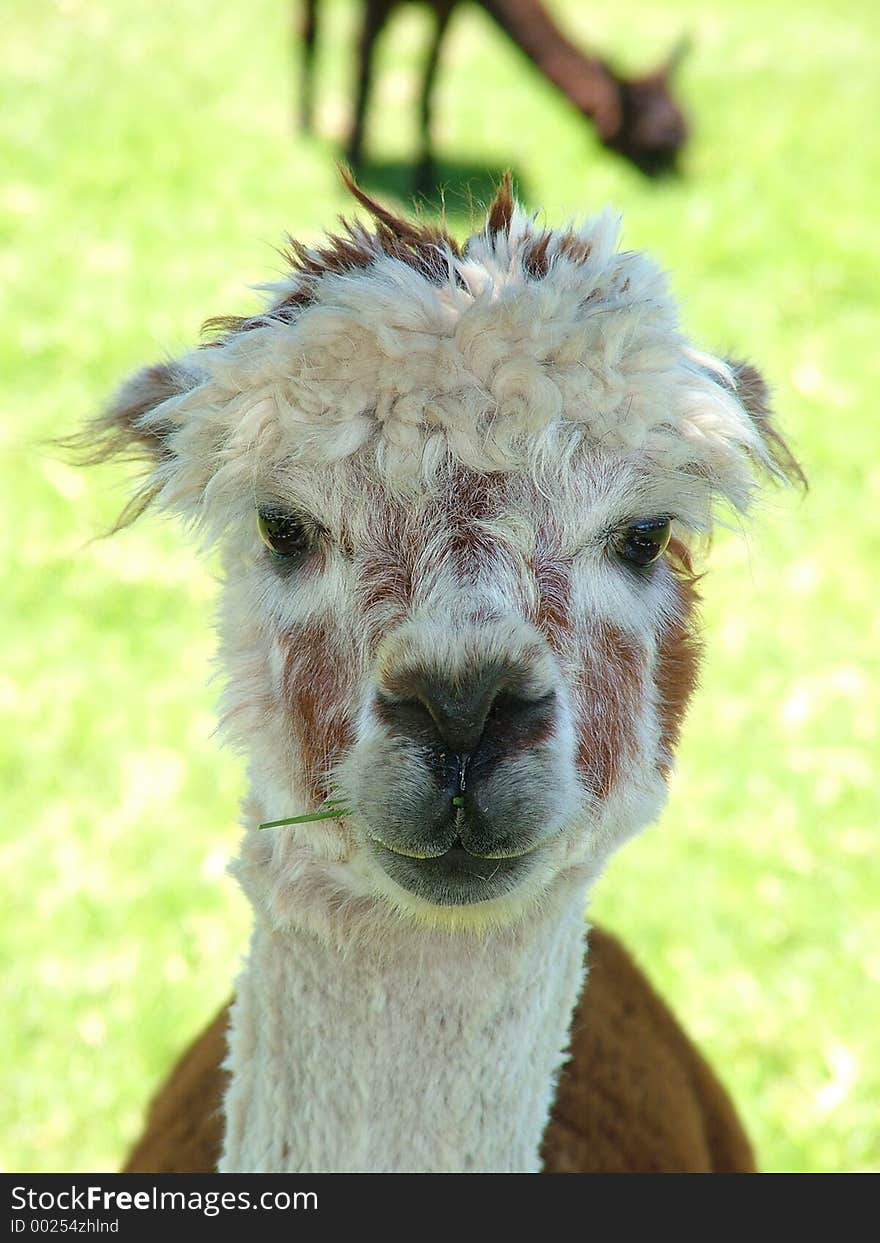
[297,0,319,133]
[415,0,457,193]
[346,0,391,173]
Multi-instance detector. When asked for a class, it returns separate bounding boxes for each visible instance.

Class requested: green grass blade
[259,806,351,829]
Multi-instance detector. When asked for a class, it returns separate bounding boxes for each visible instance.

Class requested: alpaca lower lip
[367,829,537,863]
[370,839,536,906]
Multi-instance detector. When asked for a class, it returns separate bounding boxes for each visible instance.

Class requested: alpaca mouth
[369,836,538,907]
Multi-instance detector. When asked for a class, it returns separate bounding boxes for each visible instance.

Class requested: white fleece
[220,875,589,1173]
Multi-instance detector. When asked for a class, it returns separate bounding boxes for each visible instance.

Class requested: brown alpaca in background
[295,0,689,181]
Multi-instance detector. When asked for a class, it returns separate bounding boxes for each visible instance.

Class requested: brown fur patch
[557,232,593,265]
[204,170,462,345]
[281,622,355,803]
[665,535,696,579]
[446,467,508,583]
[451,526,502,587]
[532,556,573,653]
[338,167,457,256]
[487,171,515,235]
[356,546,413,627]
[281,215,454,290]
[575,624,645,800]
[523,231,551,278]
[654,554,702,773]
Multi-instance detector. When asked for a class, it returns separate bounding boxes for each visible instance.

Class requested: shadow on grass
[354,157,530,221]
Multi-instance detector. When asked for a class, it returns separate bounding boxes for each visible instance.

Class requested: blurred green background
[2,0,878,1173]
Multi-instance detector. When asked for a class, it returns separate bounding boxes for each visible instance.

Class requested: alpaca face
[92,181,797,924]
[238,456,698,913]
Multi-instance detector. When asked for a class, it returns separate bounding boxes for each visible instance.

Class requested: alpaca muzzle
[345,647,579,906]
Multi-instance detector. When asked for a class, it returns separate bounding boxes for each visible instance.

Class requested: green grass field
[2,0,878,1173]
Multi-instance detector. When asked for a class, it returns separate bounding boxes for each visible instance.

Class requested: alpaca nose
[377,663,555,759]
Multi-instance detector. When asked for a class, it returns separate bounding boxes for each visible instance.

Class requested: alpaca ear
[94,362,185,462]
[74,358,201,529]
[722,357,806,487]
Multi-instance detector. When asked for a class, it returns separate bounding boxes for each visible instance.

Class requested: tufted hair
[79,172,802,547]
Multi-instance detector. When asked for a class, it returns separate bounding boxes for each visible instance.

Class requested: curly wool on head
[84,173,801,548]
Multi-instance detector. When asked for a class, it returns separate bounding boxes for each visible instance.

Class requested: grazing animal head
[605,41,691,173]
[86,175,799,930]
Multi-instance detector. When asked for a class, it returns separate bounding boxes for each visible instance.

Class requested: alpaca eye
[257,507,323,560]
[617,517,672,568]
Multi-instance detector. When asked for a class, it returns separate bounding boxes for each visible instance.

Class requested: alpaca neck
[480,0,619,131]
[220,884,590,1173]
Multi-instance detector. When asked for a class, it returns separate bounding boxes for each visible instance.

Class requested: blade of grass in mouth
[259,800,351,830]
[261,794,465,831]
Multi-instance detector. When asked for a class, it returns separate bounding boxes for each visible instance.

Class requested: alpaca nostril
[377,665,557,760]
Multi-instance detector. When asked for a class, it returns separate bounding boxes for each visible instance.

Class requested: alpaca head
[606,40,691,173]
[88,177,799,929]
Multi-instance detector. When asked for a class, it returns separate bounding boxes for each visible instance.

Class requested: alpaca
[298,0,689,180]
[122,926,755,1172]
[88,175,799,1173]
